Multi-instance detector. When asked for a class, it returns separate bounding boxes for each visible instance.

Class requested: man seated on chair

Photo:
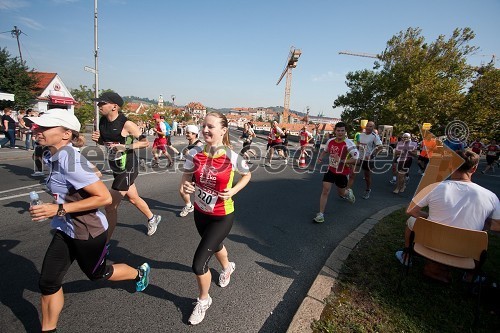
[396,149,500,282]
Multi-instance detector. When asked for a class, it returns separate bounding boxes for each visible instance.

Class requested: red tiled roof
[29,72,57,95]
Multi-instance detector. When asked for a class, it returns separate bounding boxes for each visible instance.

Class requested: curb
[286,203,406,333]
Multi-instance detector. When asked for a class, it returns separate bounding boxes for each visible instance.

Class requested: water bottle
[29,191,47,221]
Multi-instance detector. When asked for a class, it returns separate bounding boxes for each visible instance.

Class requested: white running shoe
[188,296,212,325]
[147,215,161,236]
[31,171,45,177]
[344,189,356,204]
[219,262,235,288]
[179,204,194,217]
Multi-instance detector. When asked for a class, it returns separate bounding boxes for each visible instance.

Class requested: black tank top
[99,113,136,172]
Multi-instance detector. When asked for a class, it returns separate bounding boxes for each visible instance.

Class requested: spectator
[396,149,500,282]
[0,107,17,148]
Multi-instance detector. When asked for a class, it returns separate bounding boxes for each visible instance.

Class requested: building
[186,102,206,123]
[29,72,75,113]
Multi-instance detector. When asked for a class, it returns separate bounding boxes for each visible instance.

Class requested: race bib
[194,185,218,213]
[329,156,339,168]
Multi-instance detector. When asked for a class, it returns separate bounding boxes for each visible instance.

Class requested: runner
[353,121,382,199]
[313,122,359,223]
[264,121,285,166]
[481,139,499,174]
[297,125,313,163]
[91,92,161,240]
[151,113,173,167]
[393,132,418,193]
[469,138,484,155]
[239,122,256,162]
[181,112,251,325]
[417,132,436,175]
[179,124,204,218]
[27,109,150,333]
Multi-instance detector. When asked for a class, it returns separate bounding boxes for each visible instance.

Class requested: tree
[0,47,38,109]
[70,85,95,130]
[335,27,480,136]
[462,66,500,140]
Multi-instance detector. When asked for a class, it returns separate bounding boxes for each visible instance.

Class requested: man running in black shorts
[91,92,161,240]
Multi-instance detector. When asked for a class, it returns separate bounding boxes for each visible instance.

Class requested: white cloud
[311,71,344,82]
[18,17,44,30]
[0,0,29,10]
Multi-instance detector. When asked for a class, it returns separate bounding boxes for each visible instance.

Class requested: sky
[1,0,499,118]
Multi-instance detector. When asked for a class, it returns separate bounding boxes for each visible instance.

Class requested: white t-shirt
[358,132,382,160]
[413,180,500,230]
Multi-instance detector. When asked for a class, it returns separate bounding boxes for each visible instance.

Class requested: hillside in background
[122,96,305,116]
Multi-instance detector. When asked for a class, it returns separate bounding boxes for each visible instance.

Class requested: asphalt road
[1,130,498,333]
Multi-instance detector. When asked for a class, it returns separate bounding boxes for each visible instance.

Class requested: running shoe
[344,188,356,204]
[264,162,271,167]
[188,296,212,325]
[362,189,371,199]
[31,171,44,177]
[395,250,412,267]
[147,215,161,236]
[135,263,151,292]
[389,178,396,184]
[313,212,325,223]
[180,204,194,217]
[219,262,235,288]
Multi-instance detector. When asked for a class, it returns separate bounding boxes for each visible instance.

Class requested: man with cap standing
[91,92,162,241]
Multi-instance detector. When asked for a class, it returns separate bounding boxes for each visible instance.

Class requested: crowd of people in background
[1,101,499,330]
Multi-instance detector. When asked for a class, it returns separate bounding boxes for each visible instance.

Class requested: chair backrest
[412,217,488,261]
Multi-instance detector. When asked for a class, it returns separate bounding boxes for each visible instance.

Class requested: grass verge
[312,208,500,332]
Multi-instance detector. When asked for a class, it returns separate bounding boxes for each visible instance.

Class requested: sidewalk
[286,204,406,333]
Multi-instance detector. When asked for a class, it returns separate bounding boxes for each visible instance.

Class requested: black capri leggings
[39,230,113,295]
[192,210,234,276]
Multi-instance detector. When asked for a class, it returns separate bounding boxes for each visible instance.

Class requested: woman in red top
[181,112,251,325]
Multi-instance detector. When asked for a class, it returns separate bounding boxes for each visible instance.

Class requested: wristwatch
[57,204,67,217]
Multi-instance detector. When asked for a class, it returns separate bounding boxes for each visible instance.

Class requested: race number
[194,185,218,213]
[329,156,339,169]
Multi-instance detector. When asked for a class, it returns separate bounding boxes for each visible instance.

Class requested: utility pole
[93,0,99,130]
[12,26,23,62]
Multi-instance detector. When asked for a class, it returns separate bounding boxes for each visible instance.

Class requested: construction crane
[338,50,378,59]
[276,47,301,124]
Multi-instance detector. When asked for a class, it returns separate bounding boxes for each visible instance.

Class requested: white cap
[402,132,411,138]
[185,124,199,134]
[27,108,81,132]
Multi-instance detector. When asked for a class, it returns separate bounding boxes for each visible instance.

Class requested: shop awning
[0,91,15,101]
[49,96,75,105]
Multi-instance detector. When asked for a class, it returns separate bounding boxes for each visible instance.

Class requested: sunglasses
[97,102,108,107]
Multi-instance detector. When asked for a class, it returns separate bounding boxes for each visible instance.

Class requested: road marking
[0,183,42,194]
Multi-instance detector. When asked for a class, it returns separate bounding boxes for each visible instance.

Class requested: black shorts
[112,168,139,191]
[34,145,50,158]
[486,155,498,165]
[322,170,348,188]
[39,230,112,295]
[397,158,413,173]
[361,160,374,171]
[418,155,429,163]
[270,141,282,148]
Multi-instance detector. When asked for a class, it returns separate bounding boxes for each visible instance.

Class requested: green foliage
[70,85,96,131]
[313,208,500,332]
[335,27,497,139]
[0,47,38,109]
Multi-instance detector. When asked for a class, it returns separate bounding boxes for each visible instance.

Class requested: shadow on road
[0,239,41,332]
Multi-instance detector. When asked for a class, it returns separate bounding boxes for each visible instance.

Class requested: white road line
[0,183,42,194]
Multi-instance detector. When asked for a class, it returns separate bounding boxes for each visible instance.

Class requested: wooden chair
[404,217,489,326]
